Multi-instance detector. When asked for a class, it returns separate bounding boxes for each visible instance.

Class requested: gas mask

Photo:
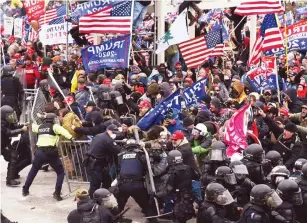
[102,194,118,209]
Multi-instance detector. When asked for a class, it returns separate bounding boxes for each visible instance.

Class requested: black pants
[88,164,112,198]
[15,132,31,175]
[118,182,156,217]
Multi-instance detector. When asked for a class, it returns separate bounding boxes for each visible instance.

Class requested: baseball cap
[138,100,151,109]
[170,131,184,140]
[84,101,96,108]
[184,77,193,84]
[279,108,289,117]
[63,95,74,104]
[75,188,89,201]
[107,124,120,133]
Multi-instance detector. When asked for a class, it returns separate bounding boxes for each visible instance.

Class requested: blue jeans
[132,2,148,30]
[23,149,64,192]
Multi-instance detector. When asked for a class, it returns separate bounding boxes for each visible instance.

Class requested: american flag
[235,0,284,16]
[38,5,66,26]
[85,34,94,44]
[179,31,223,68]
[248,34,263,68]
[28,28,38,42]
[79,1,132,34]
[260,14,283,52]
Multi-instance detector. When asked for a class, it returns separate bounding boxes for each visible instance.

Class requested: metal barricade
[59,140,91,192]
[31,88,48,124]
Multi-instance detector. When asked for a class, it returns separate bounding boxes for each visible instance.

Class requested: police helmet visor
[291,190,303,206]
[6,112,17,124]
[209,149,224,161]
[224,173,237,185]
[115,95,123,105]
[215,189,234,205]
[232,164,249,175]
[102,194,118,209]
[266,191,283,208]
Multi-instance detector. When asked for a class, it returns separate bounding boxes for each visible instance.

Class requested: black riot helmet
[302,163,307,179]
[1,65,15,77]
[93,188,118,209]
[98,84,111,101]
[265,151,283,167]
[270,166,290,187]
[1,105,17,124]
[294,158,307,171]
[208,141,226,161]
[215,166,237,185]
[205,183,234,206]
[110,90,123,105]
[229,160,249,181]
[244,144,264,163]
[167,150,183,165]
[250,184,283,208]
[123,139,142,151]
[37,112,57,123]
[276,179,303,206]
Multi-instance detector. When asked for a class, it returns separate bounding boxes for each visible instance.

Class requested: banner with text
[183,77,207,108]
[39,22,73,46]
[14,18,23,38]
[75,0,116,17]
[81,35,131,72]
[4,17,14,36]
[265,20,307,56]
[24,0,45,21]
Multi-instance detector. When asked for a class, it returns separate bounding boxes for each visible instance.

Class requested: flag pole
[283,3,289,76]
[274,56,281,104]
[66,2,69,61]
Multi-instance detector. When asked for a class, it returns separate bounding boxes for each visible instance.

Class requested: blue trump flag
[81,35,131,72]
[74,0,117,17]
[198,8,222,23]
[183,78,207,108]
[137,89,181,131]
[211,20,229,42]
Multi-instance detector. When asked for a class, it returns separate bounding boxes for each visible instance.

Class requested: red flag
[224,104,251,157]
[251,120,259,138]
[24,0,45,21]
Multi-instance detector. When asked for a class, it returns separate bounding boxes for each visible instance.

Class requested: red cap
[12,53,21,60]
[279,108,289,117]
[290,66,301,74]
[138,100,151,108]
[8,35,15,41]
[175,62,181,66]
[170,131,184,140]
[26,48,35,55]
[184,77,193,84]
[103,78,111,86]
[63,96,74,104]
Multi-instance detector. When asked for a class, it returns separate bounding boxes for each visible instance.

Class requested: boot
[41,164,49,172]
[22,187,29,196]
[53,190,63,201]
[6,179,20,186]
[13,174,20,179]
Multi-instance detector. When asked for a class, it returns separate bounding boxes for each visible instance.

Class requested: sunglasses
[214,89,220,92]
[264,93,271,96]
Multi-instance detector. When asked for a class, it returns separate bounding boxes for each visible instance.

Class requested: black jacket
[1,120,24,149]
[88,132,122,160]
[67,197,113,223]
[176,139,200,174]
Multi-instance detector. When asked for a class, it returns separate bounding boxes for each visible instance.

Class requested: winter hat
[147,83,160,96]
[210,97,222,108]
[279,108,289,117]
[183,117,194,128]
[274,117,284,125]
[284,123,297,133]
[170,131,184,140]
[232,80,244,94]
[122,118,133,127]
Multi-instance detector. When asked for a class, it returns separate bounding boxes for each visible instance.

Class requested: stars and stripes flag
[248,34,263,68]
[28,28,38,42]
[260,14,284,52]
[178,30,224,68]
[235,0,284,16]
[38,5,66,26]
[79,1,132,34]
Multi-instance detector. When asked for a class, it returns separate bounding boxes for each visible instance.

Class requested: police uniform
[117,147,155,218]
[239,203,271,223]
[197,201,236,223]
[241,158,267,184]
[86,131,121,198]
[22,119,72,199]
[295,177,307,223]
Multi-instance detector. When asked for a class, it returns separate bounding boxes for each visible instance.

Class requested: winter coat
[62,112,82,139]
[285,88,304,113]
[74,111,105,136]
[23,64,40,87]
[290,113,307,145]
[67,197,113,223]
[176,138,199,174]
[75,87,90,112]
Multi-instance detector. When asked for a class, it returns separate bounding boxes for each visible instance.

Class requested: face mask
[102,194,118,209]
[110,134,116,139]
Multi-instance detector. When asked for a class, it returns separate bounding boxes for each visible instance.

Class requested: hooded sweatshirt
[232,80,247,104]
[285,88,304,113]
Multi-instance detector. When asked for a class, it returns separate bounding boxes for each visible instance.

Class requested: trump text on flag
[76,0,115,16]
[24,0,45,21]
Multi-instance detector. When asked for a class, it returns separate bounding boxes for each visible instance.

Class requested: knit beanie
[284,123,297,133]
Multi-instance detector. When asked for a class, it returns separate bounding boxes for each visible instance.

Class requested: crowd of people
[1,1,307,223]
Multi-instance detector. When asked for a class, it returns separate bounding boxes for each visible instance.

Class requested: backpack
[81,204,101,223]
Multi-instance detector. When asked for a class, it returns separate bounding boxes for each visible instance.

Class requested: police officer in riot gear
[197,183,237,223]
[201,141,230,189]
[241,144,267,184]
[22,111,74,200]
[1,65,24,120]
[117,139,156,221]
[214,166,237,194]
[97,84,112,109]
[290,158,307,181]
[156,150,197,223]
[273,179,303,223]
[85,124,122,198]
[268,166,290,190]
[240,184,283,223]
[262,150,283,177]
[295,163,307,223]
[229,160,255,208]
[1,105,28,186]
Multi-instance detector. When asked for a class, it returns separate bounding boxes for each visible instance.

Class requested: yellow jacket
[62,112,82,139]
